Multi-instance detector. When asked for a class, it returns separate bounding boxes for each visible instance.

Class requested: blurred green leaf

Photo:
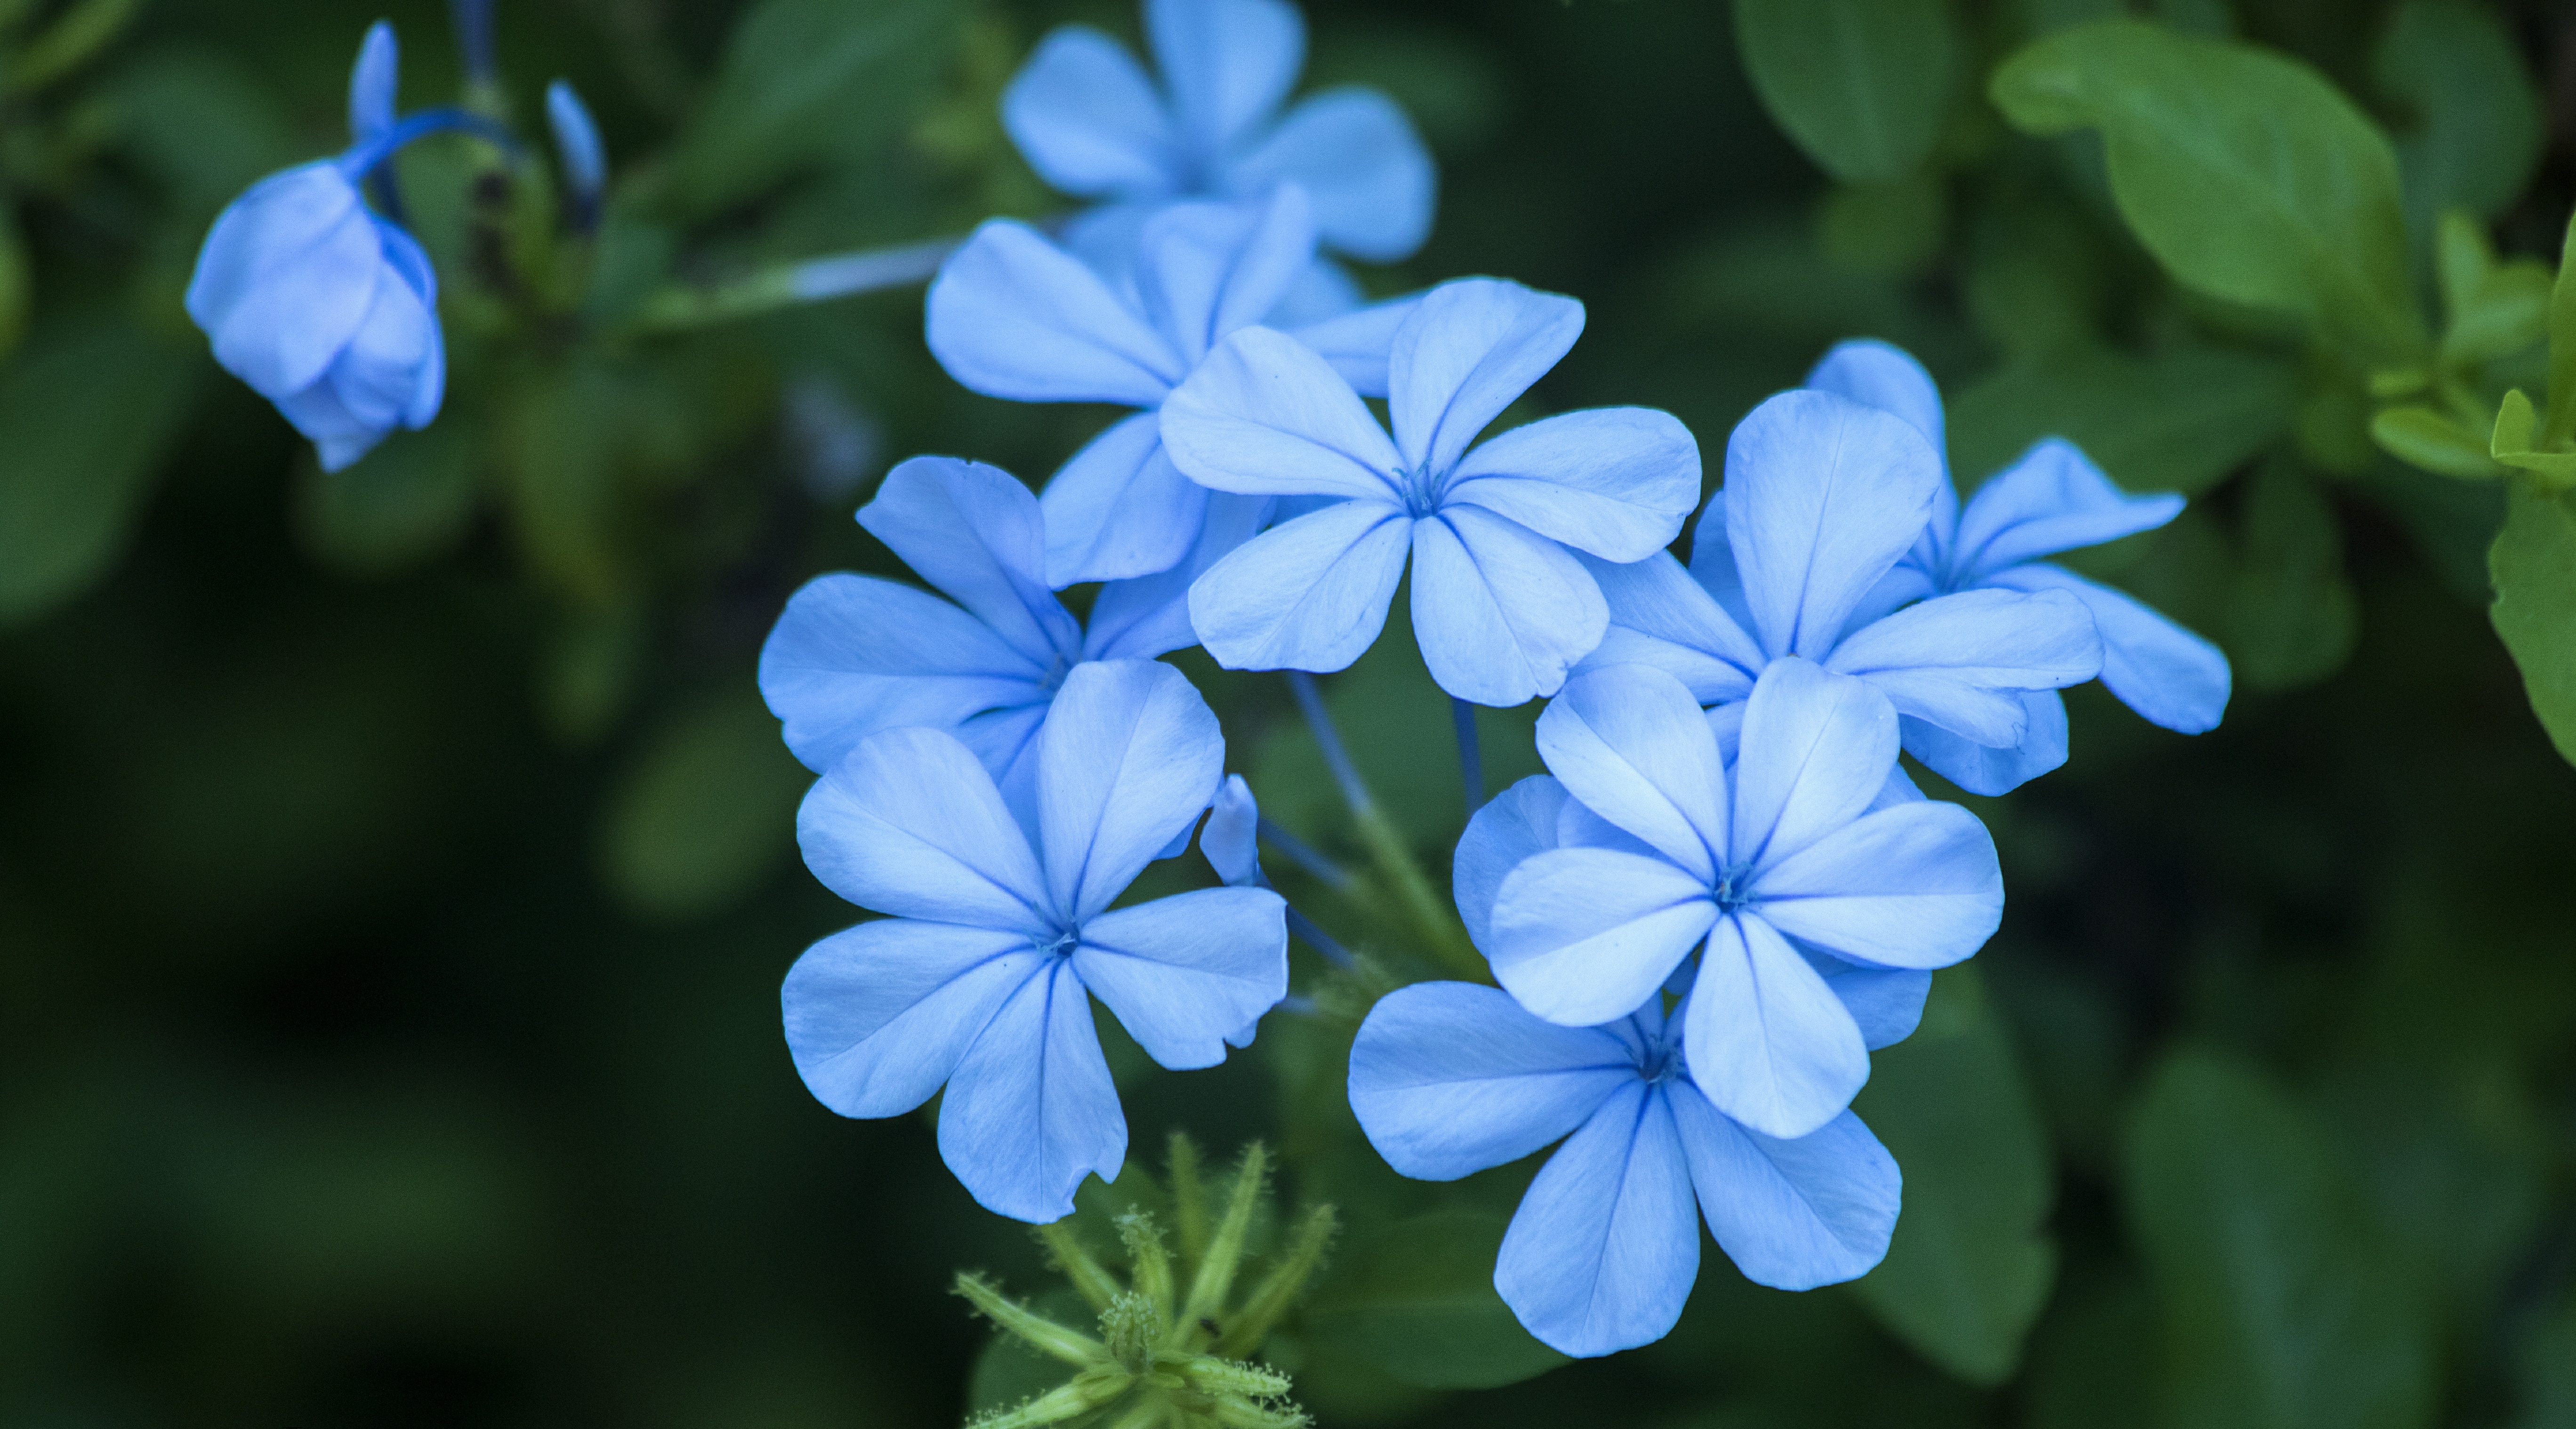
[2022,1260,2154,1429]
[1816,172,1946,274]
[2370,406,2498,481]
[2223,459,2359,690]
[499,361,631,605]
[2123,1048,2439,1429]
[657,0,959,219]
[1948,344,2294,496]
[293,417,484,578]
[0,314,198,626]
[0,203,25,361]
[1850,966,2056,1387]
[2486,481,2576,765]
[597,690,809,921]
[1964,194,2109,358]
[2432,211,2550,372]
[2372,2,2542,246]
[1990,19,2426,364]
[1732,0,1960,185]
[1303,1208,1566,1391]
[2514,1301,2576,1429]
[99,47,298,210]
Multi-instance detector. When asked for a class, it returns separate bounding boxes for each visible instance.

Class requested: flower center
[1400,463,1445,518]
[1034,930,1078,959]
[1637,1036,1682,1084]
[1711,864,1754,913]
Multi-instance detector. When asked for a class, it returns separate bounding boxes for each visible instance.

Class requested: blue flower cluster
[758,0,2230,1362]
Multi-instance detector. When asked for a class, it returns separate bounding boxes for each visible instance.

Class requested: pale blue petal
[1040,412,1208,586]
[1389,279,1581,477]
[272,382,385,472]
[1802,338,1944,454]
[1410,506,1607,706]
[1684,914,1869,1140]
[1229,87,1436,264]
[1900,694,2069,797]
[1490,847,1716,1028]
[1953,438,2184,581]
[1038,661,1227,923]
[347,21,399,140]
[1989,563,2230,733]
[1722,390,1941,659]
[1446,408,1701,561]
[861,456,1084,668]
[1074,886,1286,1068]
[1266,255,1364,327]
[783,921,1038,1117]
[1085,492,1272,659]
[545,81,607,202]
[1134,186,1316,367]
[1682,501,1762,635]
[1669,1085,1899,1289]
[1188,499,1411,672]
[955,701,1055,839]
[374,223,443,426]
[1751,803,2003,970]
[1202,773,1263,886]
[1146,0,1303,157]
[188,162,380,396]
[1574,552,1763,705]
[1161,326,1405,499]
[1453,775,1570,951]
[798,727,1054,934]
[1348,982,1635,1180]
[926,219,1184,405]
[1286,290,1420,397]
[1001,26,1177,198]
[1805,954,1932,1050]
[1061,200,1162,290]
[937,959,1127,1222]
[1823,587,2100,745]
[758,572,1049,772]
[1730,658,1900,871]
[309,236,440,433]
[1495,1083,1699,1358]
[1533,664,1727,881]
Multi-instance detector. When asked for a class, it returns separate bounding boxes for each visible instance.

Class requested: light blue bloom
[1473,659,2000,1140]
[1158,277,1702,706]
[1576,382,2105,795]
[1201,772,1263,887]
[1348,981,1899,1357]
[759,456,1259,824]
[1001,0,1433,317]
[783,659,1288,1223]
[545,79,607,224]
[185,25,447,472]
[1797,340,2231,791]
[927,185,1414,586]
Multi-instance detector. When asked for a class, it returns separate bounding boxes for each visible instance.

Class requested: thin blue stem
[1256,817,1352,892]
[1286,671,1372,819]
[1451,697,1484,818]
[1284,907,1357,971]
[789,238,963,300]
[337,107,522,183]
[449,0,497,83]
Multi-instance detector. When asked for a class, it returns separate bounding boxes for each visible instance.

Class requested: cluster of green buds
[958,1139,1336,1429]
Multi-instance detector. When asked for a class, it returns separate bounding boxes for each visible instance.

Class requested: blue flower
[1200,772,1264,887]
[545,79,608,225]
[1576,381,2105,795]
[759,456,1259,823]
[1470,659,2000,1140]
[783,659,1288,1222]
[1157,277,1702,706]
[1348,981,1899,1357]
[184,24,443,472]
[927,185,1413,586]
[1797,340,2231,791]
[1001,0,1433,316]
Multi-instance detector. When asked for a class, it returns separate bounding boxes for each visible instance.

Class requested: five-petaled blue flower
[1473,659,2001,1140]
[760,455,1255,825]
[1349,981,1899,1357]
[1002,0,1434,318]
[1158,277,1702,707]
[1794,339,2231,791]
[185,22,445,472]
[927,185,1414,586]
[782,659,1289,1223]
[1576,382,2108,795]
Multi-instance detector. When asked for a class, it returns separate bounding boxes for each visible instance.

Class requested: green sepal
[2491,389,2576,488]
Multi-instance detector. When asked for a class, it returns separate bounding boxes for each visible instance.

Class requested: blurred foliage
[6,0,2576,1425]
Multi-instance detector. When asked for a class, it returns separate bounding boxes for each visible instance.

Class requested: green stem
[626,237,958,335]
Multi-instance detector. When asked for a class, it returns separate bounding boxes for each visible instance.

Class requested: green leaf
[2491,389,2576,484]
[2223,459,2359,691]
[498,361,631,606]
[2122,1049,2439,1429]
[2544,211,2576,449]
[0,315,199,626]
[2369,405,2499,481]
[0,202,25,361]
[1301,1209,1566,1391]
[1948,343,2294,497]
[98,48,299,211]
[2487,481,2576,765]
[1816,171,1948,275]
[2372,1,2543,243]
[292,418,485,578]
[657,0,958,217]
[1731,0,1961,184]
[1989,18,2426,364]
[2433,212,2551,370]
[1850,966,2057,1387]
[596,690,809,921]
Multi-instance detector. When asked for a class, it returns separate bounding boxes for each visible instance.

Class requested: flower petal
[347,21,399,139]
[1491,847,1716,1028]
[1000,25,1177,198]
[1900,695,2069,797]
[1286,290,1421,397]
[1040,412,1208,587]
[1228,86,1436,263]
[1953,438,2184,580]
[1534,664,1727,881]
[1453,774,1571,951]
[783,920,1039,1118]
[1823,587,2101,745]
[1085,492,1272,660]
[1146,0,1303,157]
[798,726,1053,935]
[1731,658,1900,871]
[1038,661,1227,923]
[1807,954,1932,1050]
[1348,981,1636,1181]
[1410,506,1607,706]
[937,959,1127,1222]
[1134,185,1317,367]
[1495,1082,1699,1358]
[1685,913,1869,1140]
[759,572,1049,773]
[1752,802,2003,970]
[1575,552,1763,705]
[1187,498,1411,672]
[1722,389,1941,659]
[1389,278,1582,477]
[1201,773,1264,886]
[1668,1084,1899,1289]
[1803,338,1955,573]
[926,219,1184,406]
[861,456,1084,669]
[1447,408,1701,561]
[1161,325,1405,498]
[1989,562,2231,733]
[1073,885,1287,1069]
[188,162,381,396]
